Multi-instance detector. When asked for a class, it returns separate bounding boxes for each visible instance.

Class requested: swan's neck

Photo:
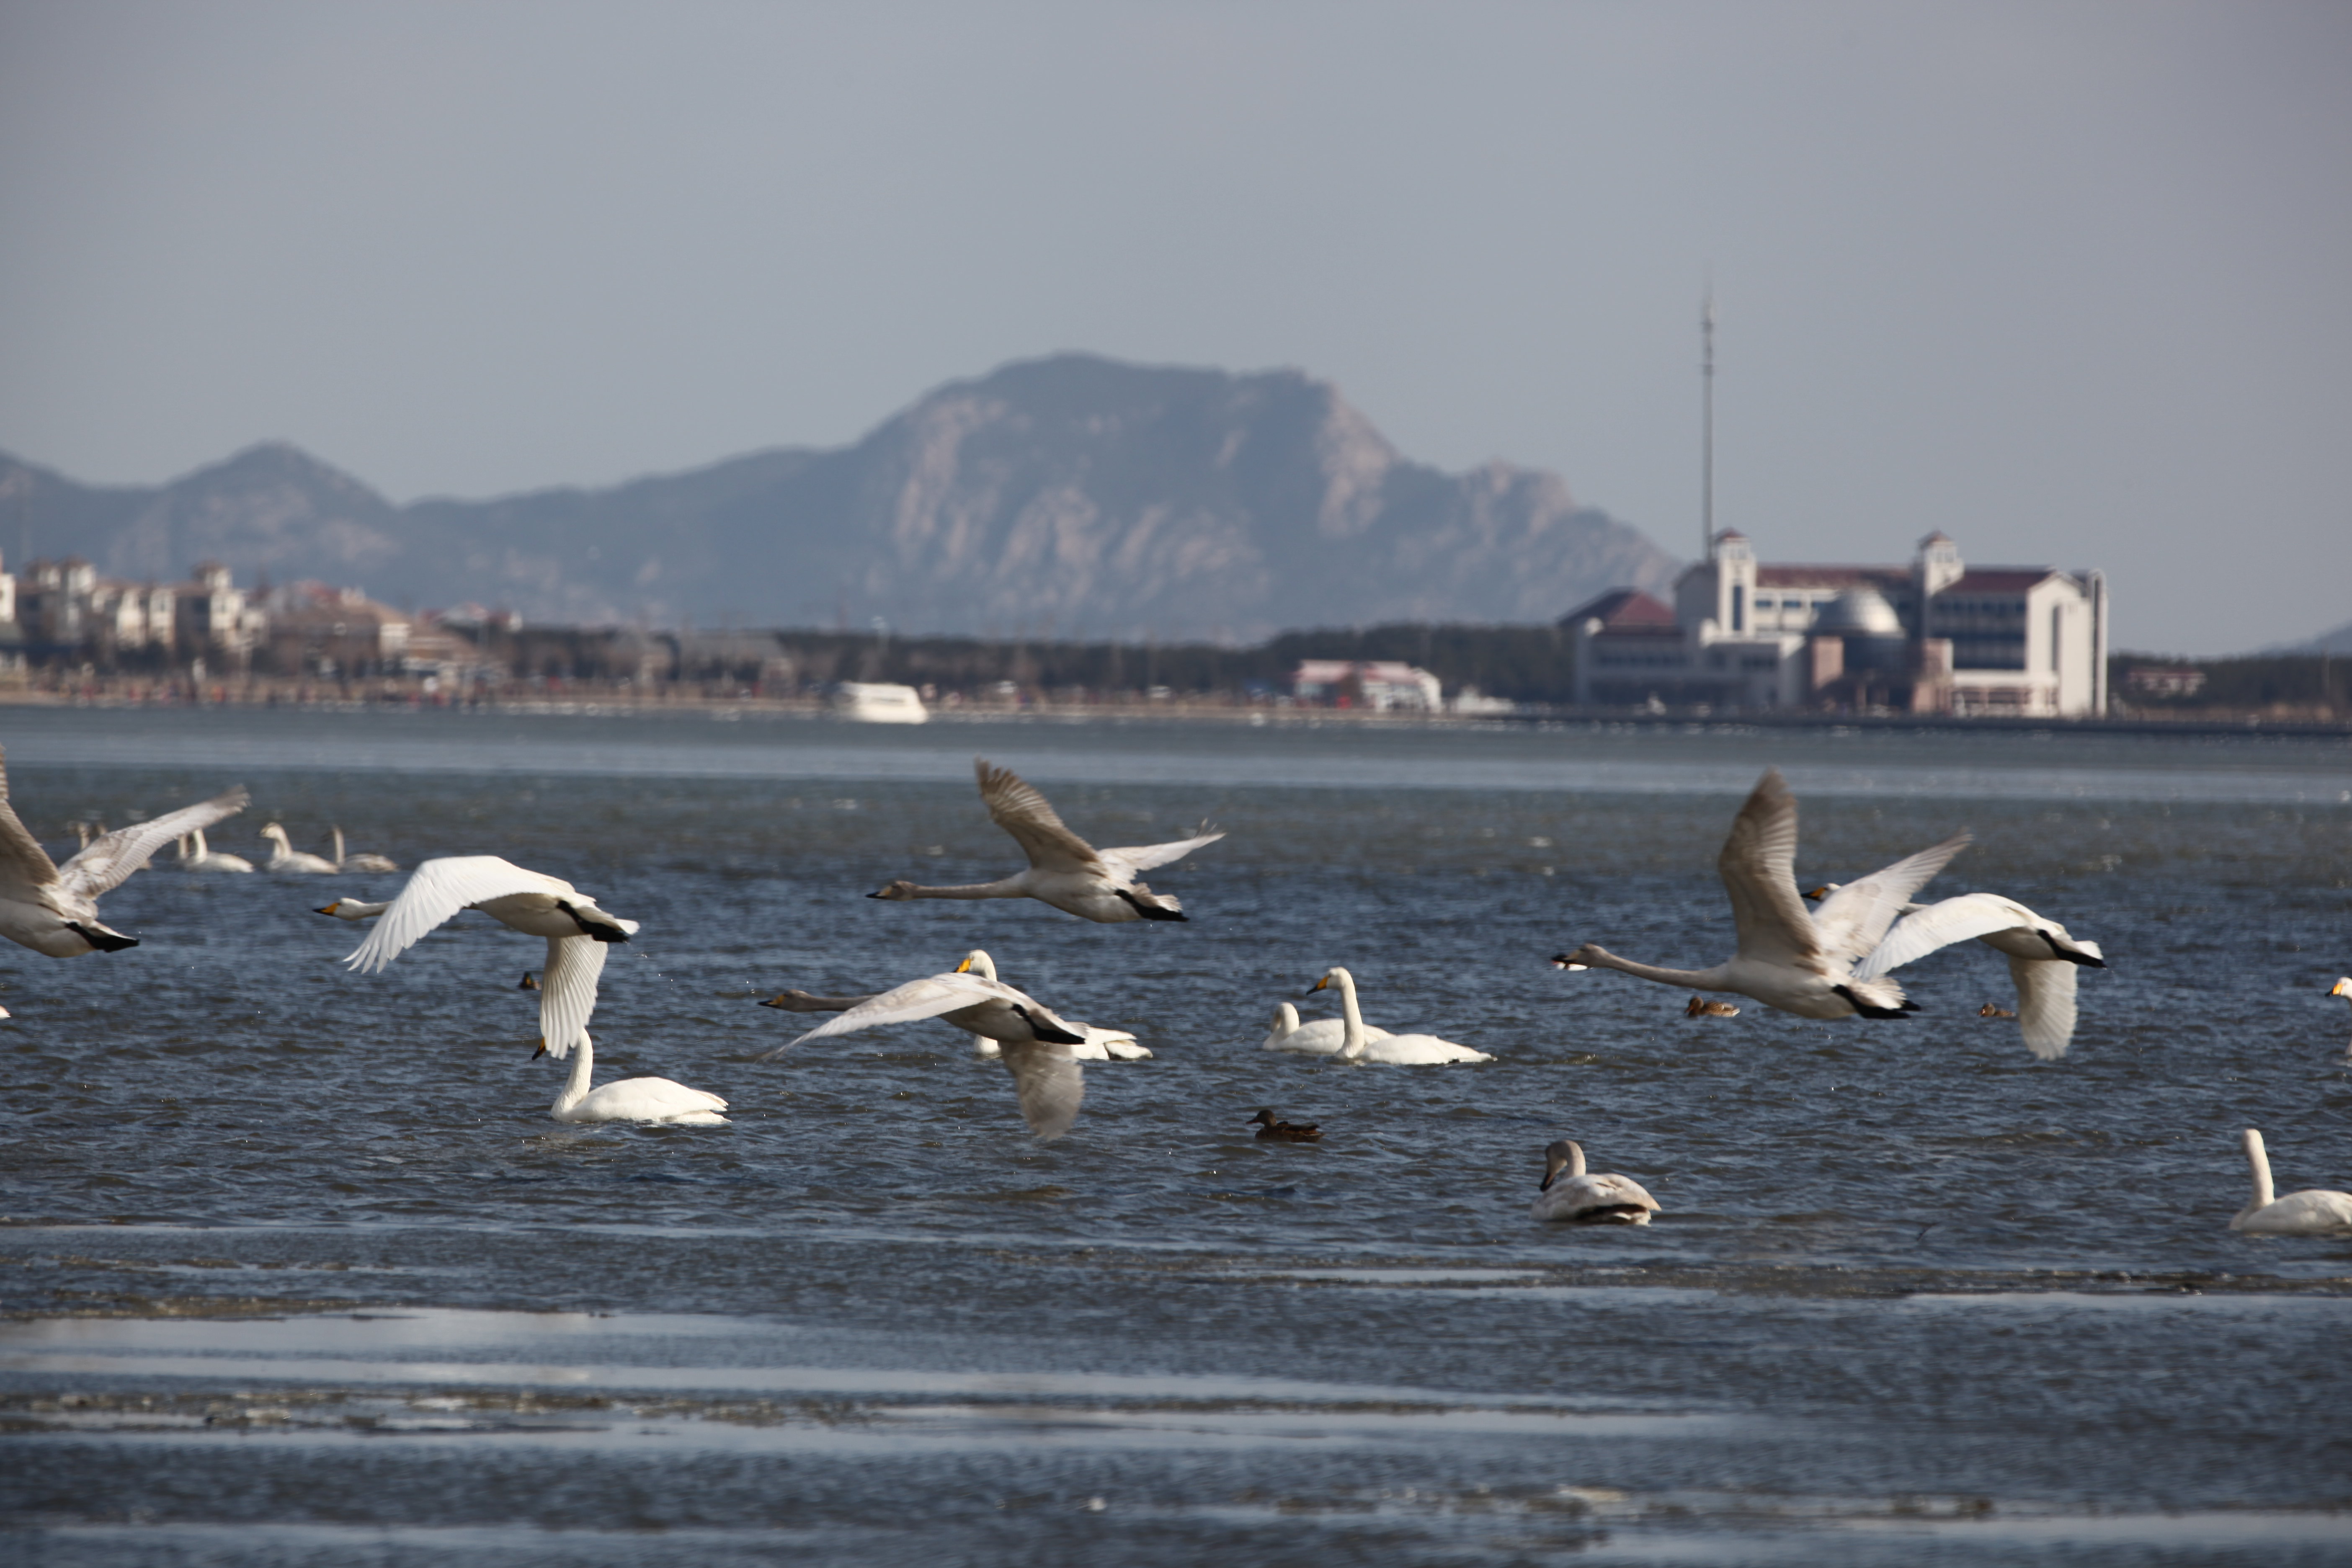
[552,1035,595,1116]
[909,877,1027,900]
[964,952,997,982]
[1583,947,1730,990]
[332,827,346,864]
[1333,971,1367,1059]
[2245,1132,2277,1213]
[1275,1003,1300,1033]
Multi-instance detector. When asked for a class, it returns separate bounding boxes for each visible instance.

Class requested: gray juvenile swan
[757,962,1093,1140]
[867,758,1221,923]
[1555,768,1966,1021]
[0,747,248,957]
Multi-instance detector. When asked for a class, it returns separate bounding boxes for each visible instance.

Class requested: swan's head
[955,950,996,980]
[262,822,291,845]
[867,880,919,901]
[1801,883,1840,903]
[2243,1127,2266,1158]
[1306,966,1352,997]
[1550,946,1602,971]
[313,897,371,920]
[1541,1139,1586,1189]
[2331,977,2352,999]
[518,972,540,991]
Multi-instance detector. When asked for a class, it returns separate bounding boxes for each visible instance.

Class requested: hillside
[0,355,1678,638]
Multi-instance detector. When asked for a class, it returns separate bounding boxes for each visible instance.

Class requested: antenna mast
[1700,287,1716,560]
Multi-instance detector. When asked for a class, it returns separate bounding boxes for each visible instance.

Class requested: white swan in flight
[331,826,400,873]
[2229,1128,2352,1235]
[177,827,254,873]
[867,758,1221,923]
[757,963,1091,1139]
[260,823,339,874]
[1261,1001,1394,1056]
[316,857,639,1055]
[1553,768,1967,1020]
[0,747,248,957]
[1530,1138,1660,1224]
[761,950,1152,1060]
[1306,967,1491,1063]
[1825,888,2104,1060]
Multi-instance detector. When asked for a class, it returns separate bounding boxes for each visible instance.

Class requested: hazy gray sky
[3,1,2346,652]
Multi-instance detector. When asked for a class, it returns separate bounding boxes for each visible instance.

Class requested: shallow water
[3,708,2350,1565]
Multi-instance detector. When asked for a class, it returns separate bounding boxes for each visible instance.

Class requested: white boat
[831,681,929,724]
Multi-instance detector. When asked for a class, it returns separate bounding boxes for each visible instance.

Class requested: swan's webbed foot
[66,921,138,953]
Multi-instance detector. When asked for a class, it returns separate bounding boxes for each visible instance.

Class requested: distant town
[0,542,2340,728]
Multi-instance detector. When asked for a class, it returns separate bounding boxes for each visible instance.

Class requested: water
[3,708,2350,1565]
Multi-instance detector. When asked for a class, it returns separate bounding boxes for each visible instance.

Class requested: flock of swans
[3,740,2347,1232]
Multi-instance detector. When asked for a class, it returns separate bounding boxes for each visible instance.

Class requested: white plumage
[1530,1139,1660,1224]
[1305,967,1491,1064]
[2230,1128,2352,1235]
[1845,890,2105,1059]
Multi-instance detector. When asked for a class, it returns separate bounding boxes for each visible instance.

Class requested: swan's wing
[0,748,61,894]
[57,785,251,900]
[998,1040,1084,1140]
[1718,769,1820,966]
[976,758,1101,872]
[1098,830,1225,876]
[1810,833,1972,968]
[762,972,1011,1056]
[1853,892,2031,980]
[2007,953,2079,1061]
[535,935,609,1060]
[342,856,552,972]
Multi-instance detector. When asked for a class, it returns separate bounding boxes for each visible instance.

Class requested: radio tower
[1700,286,1716,560]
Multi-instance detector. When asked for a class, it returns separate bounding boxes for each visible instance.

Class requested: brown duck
[1250,1108,1322,1142]
[1685,995,1740,1018]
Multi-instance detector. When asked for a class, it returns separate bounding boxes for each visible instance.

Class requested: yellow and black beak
[312,903,339,917]
[955,957,974,974]
[1306,975,1330,995]
[531,1038,548,1060]
[1801,886,1827,902]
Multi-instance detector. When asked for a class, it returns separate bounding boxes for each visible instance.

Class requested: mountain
[0,354,1679,638]
[2259,619,2352,656]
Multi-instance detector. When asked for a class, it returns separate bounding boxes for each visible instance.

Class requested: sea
[3,705,2349,1567]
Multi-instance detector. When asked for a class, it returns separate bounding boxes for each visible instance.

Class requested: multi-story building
[8,557,269,667]
[1567,531,2108,717]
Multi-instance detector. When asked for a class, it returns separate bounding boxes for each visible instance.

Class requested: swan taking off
[1530,1139,1660,1224]
[1835,889,2104,1060]
[867,758,1221,923]
[0,747,248,957]
[1305,967,1491,1063]
[756,964,1093,1140]
[1262,1000,1395,1055]
[177,828,254,873]
[317,857,639,1056]
[536,1030,729,1125]
[2229,1128,2352,1235]
[1554,768,1967,1021]
[260,823,339,874]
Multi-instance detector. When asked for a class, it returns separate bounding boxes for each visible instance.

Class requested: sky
[2,1,2347,654]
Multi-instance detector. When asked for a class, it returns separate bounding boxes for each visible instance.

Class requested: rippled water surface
[4,708,2350,1565]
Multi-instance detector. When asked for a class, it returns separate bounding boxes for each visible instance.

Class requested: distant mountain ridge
[0,354,1679,638]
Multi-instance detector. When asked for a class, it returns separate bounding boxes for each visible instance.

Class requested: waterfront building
[1567,531,2108,716]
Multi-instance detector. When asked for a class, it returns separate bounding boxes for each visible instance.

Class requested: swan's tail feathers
[1832,980,1917,1020]
[1113,885,1187,922]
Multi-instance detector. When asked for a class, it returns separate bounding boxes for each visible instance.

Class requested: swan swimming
[1530,1139,1660,1224]
[1305,967,1491,1064]
[536,1029,729,1125]
[260,823,339,874]
[317,857,640,1055]
[2331,977,2351,1055]
[331,827,400,873]
[1554,768,1967,1020]
[867,758,1221,923]
[1826,888,2104,1060]
[2229,1128,2352,1235]
[756,962,1093,1140]
[1261,1000,1395,1055]
[177,827,255,873]
[0,746,248,957]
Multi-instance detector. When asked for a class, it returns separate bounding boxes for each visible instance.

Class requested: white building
[1292,660,1445,712]
[1568,531,2108,717]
